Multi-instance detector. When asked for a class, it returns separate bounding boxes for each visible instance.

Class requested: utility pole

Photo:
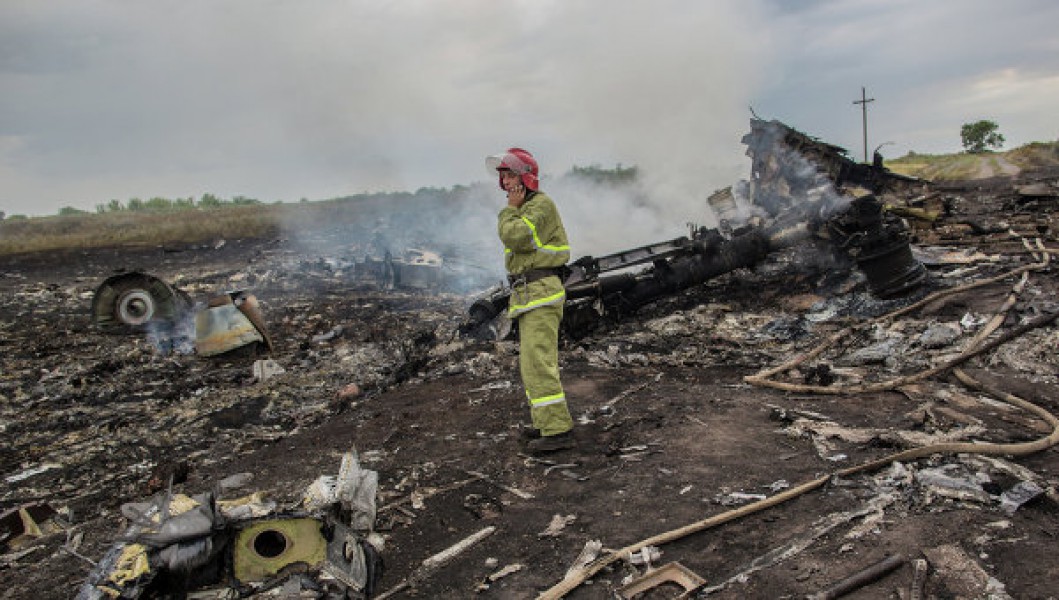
[852,87,874,163]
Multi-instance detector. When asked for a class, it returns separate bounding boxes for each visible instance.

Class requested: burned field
[3,126,1059,599]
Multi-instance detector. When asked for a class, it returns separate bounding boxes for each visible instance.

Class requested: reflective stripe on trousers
[518,302,573,436]
[508,288,565,318]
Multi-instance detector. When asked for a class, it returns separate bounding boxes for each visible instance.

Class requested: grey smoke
[0,0,764,220]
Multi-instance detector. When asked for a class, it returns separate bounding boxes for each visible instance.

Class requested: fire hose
[538,251,1058,599]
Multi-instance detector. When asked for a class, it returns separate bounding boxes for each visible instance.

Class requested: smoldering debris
[91,272,272,358]
[460,117,930,341]
[1,117,1058,599]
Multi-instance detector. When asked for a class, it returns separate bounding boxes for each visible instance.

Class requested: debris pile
[76,452,383,598]
[1,118,1058,599]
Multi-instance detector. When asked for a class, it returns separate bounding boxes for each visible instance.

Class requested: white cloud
[2,0,1059,218]
[756,0,1059,158]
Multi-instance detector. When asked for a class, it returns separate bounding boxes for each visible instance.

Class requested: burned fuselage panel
[742,117,922,217]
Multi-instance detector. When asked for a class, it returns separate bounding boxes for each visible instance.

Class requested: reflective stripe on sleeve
[519,216,570,255]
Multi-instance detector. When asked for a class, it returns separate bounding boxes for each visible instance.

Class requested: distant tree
[58,206,88,216]
[145,197,173,211]
[127,197,145,211]
[566,164,639,185]
[199,193,222,208]
[961,120,1005,153]
[107,199,124,212]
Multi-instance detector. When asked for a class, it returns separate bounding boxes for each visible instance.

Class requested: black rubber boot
[526,431,574,455]
[520,426,542,440]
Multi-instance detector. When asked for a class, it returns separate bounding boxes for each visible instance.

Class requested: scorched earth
[2,166,1059,599]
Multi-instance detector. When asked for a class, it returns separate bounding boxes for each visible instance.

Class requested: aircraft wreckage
[89,249,448,356]
[91,272,274,357]
[62,118,1051,598]
[75,452,384,599]
[460,117,930,340]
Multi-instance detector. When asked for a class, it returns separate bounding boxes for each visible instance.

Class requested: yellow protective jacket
[497,191,571,317]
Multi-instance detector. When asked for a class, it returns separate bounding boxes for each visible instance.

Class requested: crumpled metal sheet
[194,301,264,356]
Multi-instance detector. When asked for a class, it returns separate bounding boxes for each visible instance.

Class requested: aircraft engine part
[854,235,928,298]
[194,291,273,357]
[826,195,927,298]
[233,518,327,583]
[91,272,193,331]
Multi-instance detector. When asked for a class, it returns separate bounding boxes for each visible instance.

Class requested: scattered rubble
[75,451,382,598]
[1,118,1058,598]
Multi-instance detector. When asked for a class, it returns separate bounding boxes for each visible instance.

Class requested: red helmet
[485,147,539,191]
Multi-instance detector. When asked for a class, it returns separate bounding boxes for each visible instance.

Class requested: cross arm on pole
[853,86,875,163]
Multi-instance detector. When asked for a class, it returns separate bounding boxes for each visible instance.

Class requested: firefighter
[487,147,575,454]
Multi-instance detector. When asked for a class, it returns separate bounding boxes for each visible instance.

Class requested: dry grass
[0,193,431,256]
[0,205,282,255]
[887,141,1059,181]
[1006,141,1059,170]
[887,152,984,180]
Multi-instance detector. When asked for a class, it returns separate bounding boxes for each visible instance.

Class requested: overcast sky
[2,0,1058,217]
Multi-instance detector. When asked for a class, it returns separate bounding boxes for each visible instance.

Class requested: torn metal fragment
[616,562,706,599]
[999,481,1044,515]
[538,514,576,538]
[0,503,62,551]
[194,290,272,356]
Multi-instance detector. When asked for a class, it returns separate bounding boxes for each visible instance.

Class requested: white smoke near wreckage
[275,118,855,290]
[0,0,769,227]
[269,0,772,272]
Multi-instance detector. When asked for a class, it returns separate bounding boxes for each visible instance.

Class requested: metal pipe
[810,554,905,600]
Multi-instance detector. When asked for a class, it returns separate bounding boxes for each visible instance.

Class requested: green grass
[886,141,1059,180]
[887,151,983,180]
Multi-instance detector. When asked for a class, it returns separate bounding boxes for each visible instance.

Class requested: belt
[508,268,562,285]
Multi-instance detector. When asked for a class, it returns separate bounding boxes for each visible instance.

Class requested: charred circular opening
[92,272,193,332]
[252,529,288,558]
[116,290,155,325]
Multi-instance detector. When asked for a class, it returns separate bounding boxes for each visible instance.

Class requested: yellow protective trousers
[517,302,573,436]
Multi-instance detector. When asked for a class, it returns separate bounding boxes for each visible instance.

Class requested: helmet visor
[485,151,533,176]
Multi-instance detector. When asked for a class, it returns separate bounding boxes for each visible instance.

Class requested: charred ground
[2,167,1059,599]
